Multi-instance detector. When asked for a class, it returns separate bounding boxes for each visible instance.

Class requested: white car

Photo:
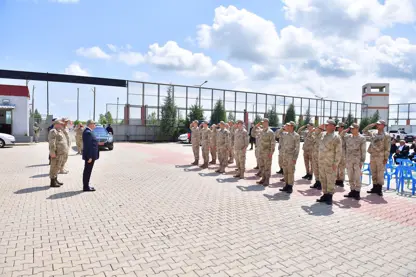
[178,133,190,144]
[0,133,15,148]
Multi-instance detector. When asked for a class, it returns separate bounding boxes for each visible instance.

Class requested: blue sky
[1,0,416,121]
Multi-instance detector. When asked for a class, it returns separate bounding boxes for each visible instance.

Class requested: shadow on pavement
[263,193,290,201]
[15,186,50,194]
[30,173,49,178]
[199,172,220,177]
[301,203,334,216]
[181,144,192,147]
[268,182,285,188]
[26,164,49,168]
[335,186,346,193]
[237,185,265,192]
[334,198,362,209]
[245,175,259,180]
[246,169,258,173]
[47,191,83,200]
[71,146,79,152]
[184,167,202,172]
[296,179,312,185]
[175,165,193,168]
[298,189,322,196]
[217,178,238,183]
[361,194,388,204]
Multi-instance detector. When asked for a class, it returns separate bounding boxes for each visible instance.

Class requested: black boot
[353,191,361,200]
[286,185,293,194]
[50,178,60,188]
[315,181,322,190]
[335,180,344,187]
[325,194,333,205]
[344,190,355,198]
[310,181,319,189]
[377,184,383,196]
[302,174,309,179]
[55,178,63,186]
[277,169,283,174]
[316,194,328,203]
[306,174,313,180]
[279,184,289,192]
[367,184,378,194]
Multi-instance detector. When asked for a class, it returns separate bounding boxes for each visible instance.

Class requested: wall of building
[0,95,29,136]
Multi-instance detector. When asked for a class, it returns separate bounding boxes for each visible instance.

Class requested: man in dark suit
[394,140,410,163]
[82,120,99,192]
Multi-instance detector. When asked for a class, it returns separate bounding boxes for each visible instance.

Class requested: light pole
[77,88,79,121]
[91,87,96,121]
[314,94,327,125]
[116,97,119,124]
[195,81,208,107]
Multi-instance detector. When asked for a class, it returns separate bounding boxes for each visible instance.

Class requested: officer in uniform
[209,124,217,164]
[190,120,201,165]
[336,122,347,187]
[362,120,390,196]
[75,123,84,154]
[257,118,276,186]
[340,123,367,200]
[279,121,300,194]
[59,118,71,174]
[48,120,68,187]
[316,119,342,205]
[310,126,322,190]
[216,121,231,173]
[276,125,287,175]
[253,122,263,170]
[298,123,314,180]
[233,120,248,179]
[228,121,235,164]
[200,121,210,169]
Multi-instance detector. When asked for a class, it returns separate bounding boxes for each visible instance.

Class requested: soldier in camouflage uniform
[279,121,300,194]
[340,123,367,200]
[316,119,342,205]
[254,122,263,170]
[336,122,347,187]
[310,126,322,190]
[75,123,84,154]
[59,118,71,174]
[200,121,210,169]
[298,123,314,180]
[233,120,248,179]
[216,121,231,173]
[276,125,287,175]
[362,120,390,196]
[190,120,201,165]
[48,120,68,187]
[228,121,235,164]
[209,124,217,164]
[257,118,276,186]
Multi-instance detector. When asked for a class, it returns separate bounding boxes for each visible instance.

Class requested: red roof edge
[0,84,30,99]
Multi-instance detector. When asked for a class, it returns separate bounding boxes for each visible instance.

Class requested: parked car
[0,133,15,148]
[404,134,415,143]
[93,125,114,150]
[178,132,190,144]
[389,130,408,141]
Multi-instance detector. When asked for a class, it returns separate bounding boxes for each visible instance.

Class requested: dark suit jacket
[395,145,410,158]
[82,127,99,161]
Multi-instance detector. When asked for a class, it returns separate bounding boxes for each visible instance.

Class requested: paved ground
[0,142,415,277]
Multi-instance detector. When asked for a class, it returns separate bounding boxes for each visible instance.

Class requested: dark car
[405,134,415,143]
[93,125,114,150]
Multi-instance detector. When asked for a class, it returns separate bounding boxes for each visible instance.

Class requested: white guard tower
[361,83,390,121]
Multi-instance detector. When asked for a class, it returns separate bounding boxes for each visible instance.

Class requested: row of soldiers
[190,118,390,205]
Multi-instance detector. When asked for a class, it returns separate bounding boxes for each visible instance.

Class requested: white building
[0,85,30,140]
[361,83,390,121]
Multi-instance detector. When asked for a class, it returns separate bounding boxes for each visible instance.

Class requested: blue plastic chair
[396,158,413,166]
[361,163,371,185]
[397,166,416,195]
[384,163,399,191]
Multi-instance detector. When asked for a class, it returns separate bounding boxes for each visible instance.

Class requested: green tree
[73,120,80,126]
[268,106,279,126]
[297,117,304,131]
[304,108,311,125]
[210,100,226,124]
[334,117,340,126]
[105,111,114,124]
[345,113,355,128]
[147,111,158,126]
[160,85,177,139]
[284,103,296,123]
[227,112,236,122]
[186,98,204,126]
[254,114,263,125]
[98,114,107,125]
[370,110,380,123]
[359,117,371,132]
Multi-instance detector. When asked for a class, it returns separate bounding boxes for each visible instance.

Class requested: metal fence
[388,103,416,126]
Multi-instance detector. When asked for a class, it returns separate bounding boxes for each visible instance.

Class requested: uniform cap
[326,119,336,126]
[263,118,269,122]
[219,121,225,124]
[86,119,96,125]
[349,123,359,129]
[337,122,345,127]
[376,120,386,125]
[236,120,243,124]
[286,121,295,126]
[62,118,70,122]
[53,120,64,125]
[203,120,208,124]
[228,120,234,123]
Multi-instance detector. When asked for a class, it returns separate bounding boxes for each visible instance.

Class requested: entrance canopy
[0,104,16,109]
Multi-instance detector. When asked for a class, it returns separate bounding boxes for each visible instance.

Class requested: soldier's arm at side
[48,130,57,157]
[333,136,342,166]
[243,130,249,149]
[360,137,367,164]
[383,135,390,162]
[294,134,301,161]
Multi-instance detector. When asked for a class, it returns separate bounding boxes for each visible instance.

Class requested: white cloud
[76,47,111,60]
[64,62,90,76]
[133,71,150,81]
[117,51,145,66]
[107,44,118,52]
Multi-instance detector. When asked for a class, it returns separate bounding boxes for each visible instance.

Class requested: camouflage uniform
[191,126,200,165]
[310,129,323,189]
[302,128,314,177]
[209,126,217,164]
[363,122,390,195]
[75,127,83,154]
[200,127,210,168]
[254,126,263,170]
[228,124,235,163]
[48,122,68,187]
[336,124,347,186]
[282,130,300,188]
[258,127,276,186]
[341,126,366,199]
[216,127,231,173]
[316,125,342,204]
[275,128,286,174]
[234,126,248,178]
[59,127,71,173]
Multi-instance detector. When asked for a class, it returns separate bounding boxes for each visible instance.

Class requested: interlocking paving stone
[1,142,416,277]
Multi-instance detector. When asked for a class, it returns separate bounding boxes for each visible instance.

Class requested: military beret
[376,120,386,125]
[349,123,359,129]
[326,119,336,125]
